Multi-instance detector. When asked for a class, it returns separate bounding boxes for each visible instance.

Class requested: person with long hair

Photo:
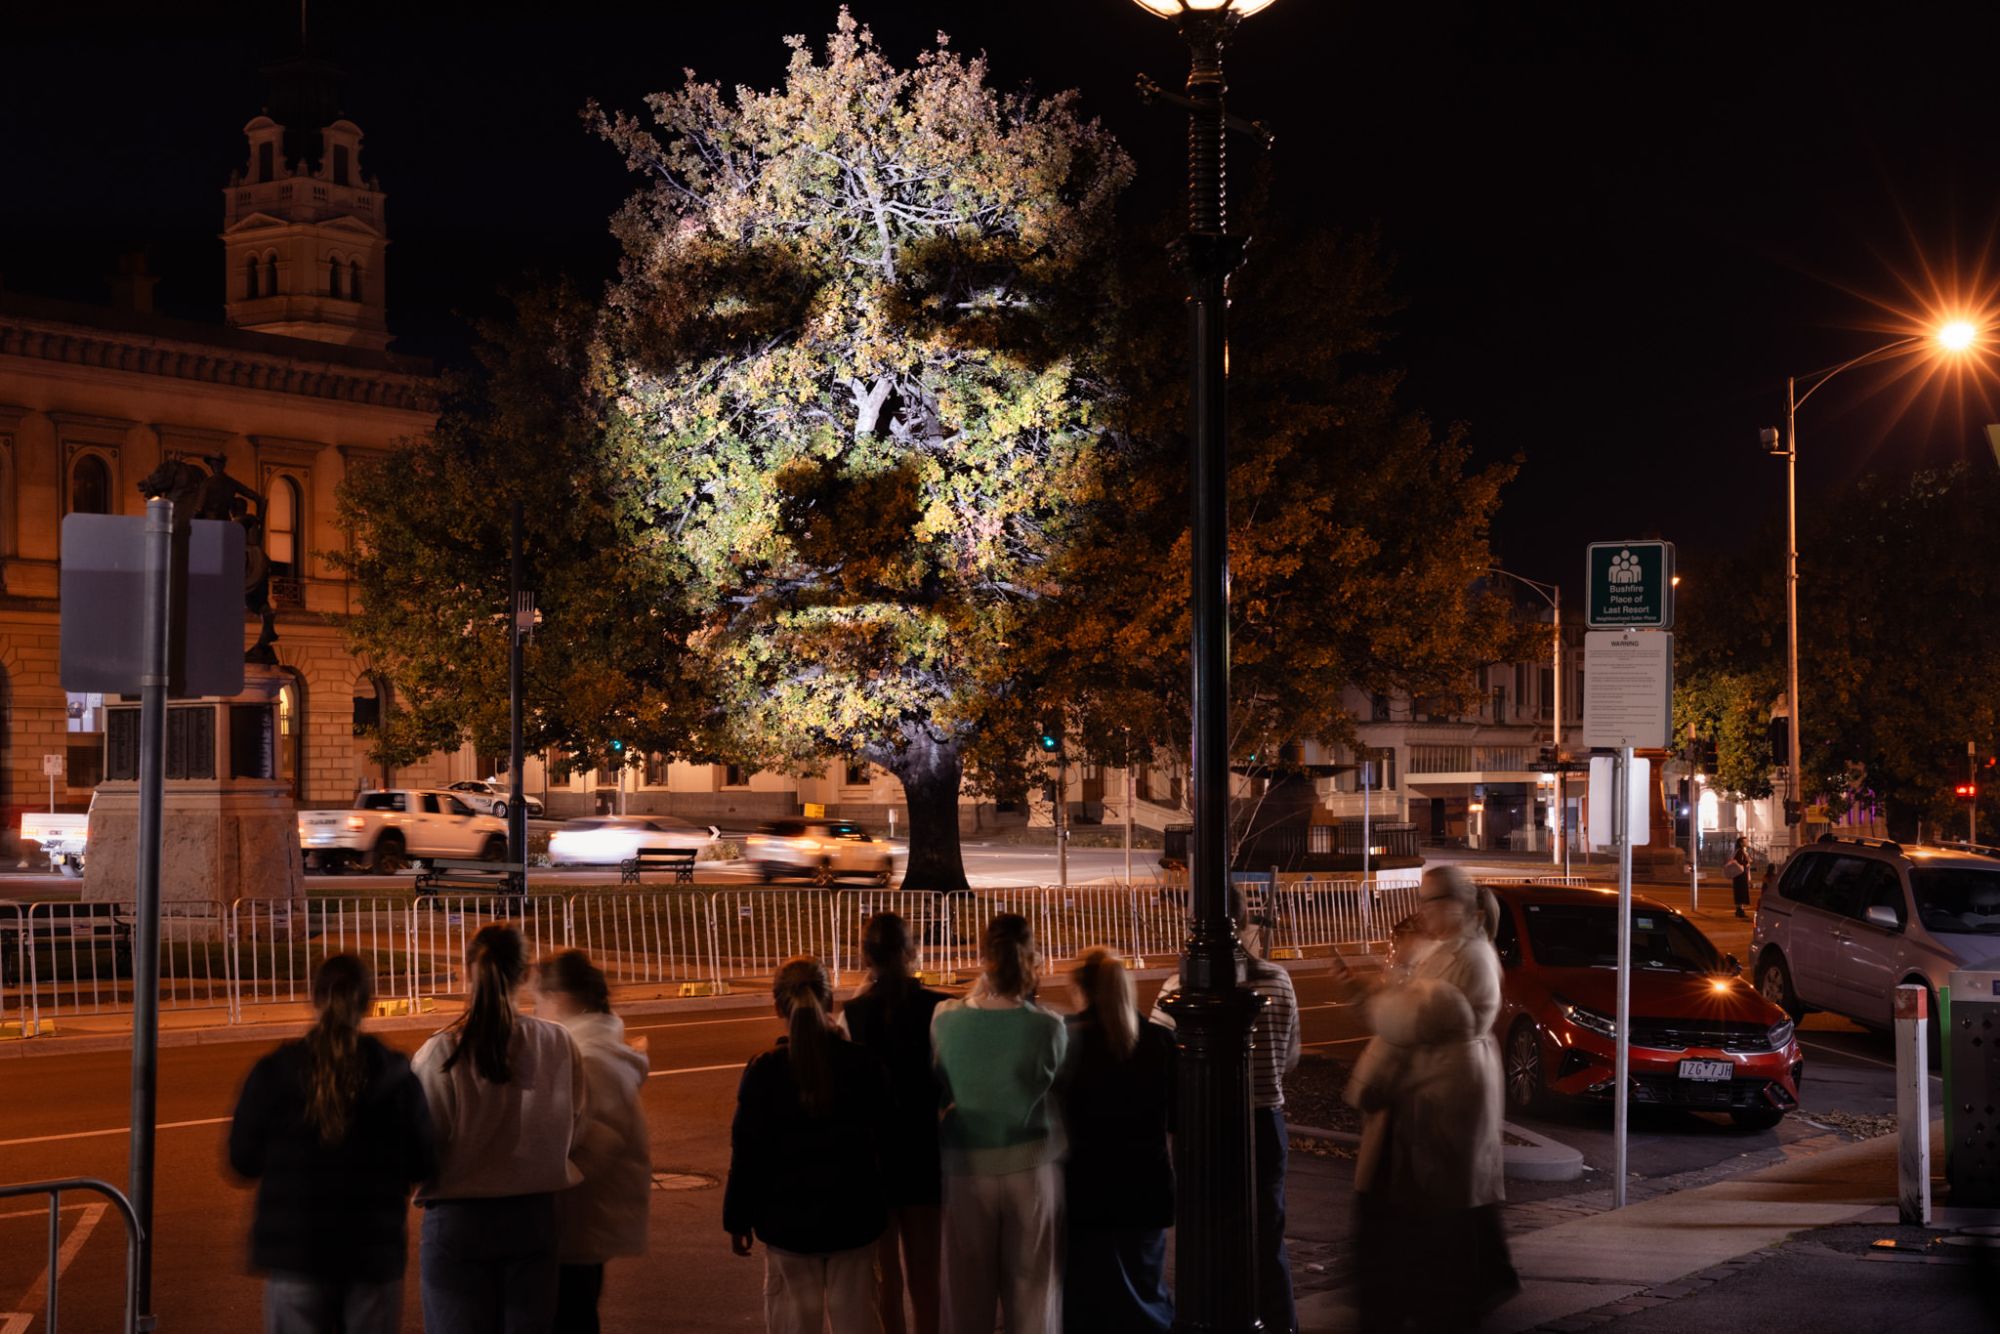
[931,913,1068,1334]
[228,954,437,1334]
[841,912,950,1334]
[1057,947,1173,1334]
[535,949,651,1334]
[724,956,892,1334]
[413,923,586,1333]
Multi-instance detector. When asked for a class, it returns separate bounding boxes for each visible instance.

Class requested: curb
[1288,1119,1585,1183]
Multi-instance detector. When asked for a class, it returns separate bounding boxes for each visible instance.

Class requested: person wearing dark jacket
[841,912,949,1334]
[1058,947,1174,1334]
[228,954,438,1334]
[725,955,892,1334]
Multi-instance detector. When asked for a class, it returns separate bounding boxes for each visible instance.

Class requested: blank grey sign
[60,513,246,698]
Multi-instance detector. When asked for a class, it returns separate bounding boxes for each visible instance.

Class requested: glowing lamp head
[1709,978,1733,995]
[1938,320,1979,353]
[1131,0,1281,18]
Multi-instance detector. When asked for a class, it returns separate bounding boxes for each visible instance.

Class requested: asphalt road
[0,959,1910,1334]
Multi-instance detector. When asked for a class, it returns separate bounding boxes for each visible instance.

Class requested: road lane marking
[0,1312,31,1334]
[1798,1037,1941,1079]
[13,1200,104,1313]
[626,1015,780,1034]
[0,1116,229,1150]
[0,1205,87,1221]
[647,1062,748,1079]
[1302,1037,1369,1049]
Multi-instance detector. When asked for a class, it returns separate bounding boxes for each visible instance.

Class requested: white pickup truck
[20,813,87,877]
[298,789,508,873]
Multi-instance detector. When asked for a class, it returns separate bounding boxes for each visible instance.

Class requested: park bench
[414,859,526,899]
[0,902,136,983]
[620,847,697,885]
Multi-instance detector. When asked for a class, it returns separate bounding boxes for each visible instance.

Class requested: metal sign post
[43,752,61,813]
[1613,744,1634,1209]
[131,498,172,1316]
[1361,759,1374,884]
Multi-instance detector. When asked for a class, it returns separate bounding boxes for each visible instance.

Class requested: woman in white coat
[1335,866,1516,1331]
[536,950,652,1334]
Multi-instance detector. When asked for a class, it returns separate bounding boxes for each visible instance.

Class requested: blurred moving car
[20,812,87,877]
[744,819,894,886]
[546,815,719,866]
[446,779,545,820]
[1493,883,1802,1129]
[299,789,508,873]
[1752,834,2000,1032]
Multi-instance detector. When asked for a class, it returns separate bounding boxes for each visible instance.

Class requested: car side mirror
[1863,904,1902,931]
[1722,952,1741,976]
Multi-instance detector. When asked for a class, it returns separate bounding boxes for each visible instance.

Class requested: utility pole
[1972,739,1980,844]
[507,501,527,869]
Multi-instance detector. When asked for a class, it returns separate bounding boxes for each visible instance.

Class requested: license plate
[1678,1059,1731,1082]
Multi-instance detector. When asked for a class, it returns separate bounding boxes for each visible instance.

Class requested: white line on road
[626,1015,779,1034]
[1798,1037,1942,1080]
[1302,1037,1369,1049]
[0,1204,86,1222]
[0,1116,229,1150]
[0,1311,31,1334]
[647,1062,747,1079]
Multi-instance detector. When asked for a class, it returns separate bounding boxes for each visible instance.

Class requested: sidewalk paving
[1291,1120,1991,1333]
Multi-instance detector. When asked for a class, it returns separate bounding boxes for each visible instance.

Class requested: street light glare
[1939,319,1979,352]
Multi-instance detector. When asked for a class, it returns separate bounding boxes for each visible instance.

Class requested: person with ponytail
[228,954,437,1334]
[930,913,1068,1334]
[413,923,586,1333]
[1056,947,1174,1334]
[535,949,651,1334]
[724,955,892,1334]
[842,912,950,1334]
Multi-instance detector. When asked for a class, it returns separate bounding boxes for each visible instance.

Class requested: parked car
[1751,835,2000,1034]
[20,812,87,877]
[743,819,894,886]
[546,815,719,866]
[446,779,544,819]
[298,789,508,872]
[1493,883,1802,1129]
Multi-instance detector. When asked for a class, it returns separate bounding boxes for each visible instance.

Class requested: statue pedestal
[84,663,304,907]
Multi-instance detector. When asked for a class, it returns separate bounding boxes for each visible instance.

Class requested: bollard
[1894,983,1931,1225]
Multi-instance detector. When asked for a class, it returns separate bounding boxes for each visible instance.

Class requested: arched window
[267,475,300,574]
[348,261,363,302]
[257,141,274,182]
[276,673,304,799]
[69,454,110,515]
[244,254,260,299]
[263,254,278,295]
[327,257,342,298]
[333,144,350,186]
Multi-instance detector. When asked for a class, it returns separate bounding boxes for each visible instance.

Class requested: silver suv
[1751,836,2000,1026]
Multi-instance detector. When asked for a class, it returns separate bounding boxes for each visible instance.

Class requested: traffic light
[1037,728,1061,754]
[610,739,625,755]
[1956,783,1979,801]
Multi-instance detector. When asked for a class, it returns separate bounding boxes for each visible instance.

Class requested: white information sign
[1587,754,1652,849]
[42,753,63,777]
[1582,631,1672,750]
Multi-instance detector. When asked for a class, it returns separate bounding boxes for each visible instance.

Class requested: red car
[1490,884,1804,1129]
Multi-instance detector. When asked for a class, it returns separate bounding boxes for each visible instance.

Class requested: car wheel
[1756,952,1804,1020]
[372,834,408,874]
[480,836,507,863]
[811,860,834,888]
[757,862,776,885]
[492,801,508,820]
[873,865,892,888]
[1730,1105,1785,1131]
[57,858,81,879]
[1505,1019,1547,1114]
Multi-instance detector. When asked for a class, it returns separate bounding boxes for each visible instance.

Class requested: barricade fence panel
[828,889,959,983]
[0,900,20,1030]
[709,890,839,986]
[570,892,717,993]
[232,898,430,1016]
[407,895,570,1004]
[19,899,233,1035]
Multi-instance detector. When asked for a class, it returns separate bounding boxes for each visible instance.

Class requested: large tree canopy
[591,13,1133,888]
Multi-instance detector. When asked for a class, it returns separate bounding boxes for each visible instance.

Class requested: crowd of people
[227,867,1509,1334]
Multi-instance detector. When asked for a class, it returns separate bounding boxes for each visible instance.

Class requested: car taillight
[346,816,365,831]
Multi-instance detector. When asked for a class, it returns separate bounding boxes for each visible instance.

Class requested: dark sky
[5,0,2000,603]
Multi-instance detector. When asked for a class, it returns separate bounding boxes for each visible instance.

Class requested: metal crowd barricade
[407,894,569,1006]
[1,899,21,1031]
[231,897,429,1019]
[828,888,958,983]
[708,890,839,988]
[0,1177,144,1333]
[570,891,719,995]
[1263,878,1375,957]
[21,899,231,1036]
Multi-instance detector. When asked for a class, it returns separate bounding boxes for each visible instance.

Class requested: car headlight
[1559,999,1617,1038]
[1768,1018,1794,1049]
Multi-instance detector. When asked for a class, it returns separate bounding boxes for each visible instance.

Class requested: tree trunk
[889,733,970,894]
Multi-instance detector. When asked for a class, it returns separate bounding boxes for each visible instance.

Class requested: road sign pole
[508,501,527,870]
[131,496,172,1322]
[1613,743,1633,1210]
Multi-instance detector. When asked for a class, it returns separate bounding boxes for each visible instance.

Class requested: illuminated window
[267,476,300,572]
[69,454,110,514]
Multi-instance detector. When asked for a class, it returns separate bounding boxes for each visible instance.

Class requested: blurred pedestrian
[842,913,950,1334]
[1149,890,1301,1334]
[535,949,651,1334]
[414,923,586,1334]
[1057,947,1173,1334]
[932,913,1068,1334]
[1335,866,1517,1332]
[1727,837,1754,918]
[724,956,892,1334]
[228,954,436,1334]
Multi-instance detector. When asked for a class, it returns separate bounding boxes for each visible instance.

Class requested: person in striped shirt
[1149,890,1301,1334]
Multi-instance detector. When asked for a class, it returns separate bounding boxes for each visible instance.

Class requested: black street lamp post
[1129,2,1280,1329]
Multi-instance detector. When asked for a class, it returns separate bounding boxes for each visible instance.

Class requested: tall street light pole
[1129,1,1279,1328]
[1762,321,1980,859]
[1489,568,1563,868]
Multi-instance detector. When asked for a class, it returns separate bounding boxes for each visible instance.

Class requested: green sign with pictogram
[1585,540,1674,629]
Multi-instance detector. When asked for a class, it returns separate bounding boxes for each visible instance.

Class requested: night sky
[6,1,1999,604]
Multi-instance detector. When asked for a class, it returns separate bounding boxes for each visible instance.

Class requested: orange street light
[1939,319,1980,352]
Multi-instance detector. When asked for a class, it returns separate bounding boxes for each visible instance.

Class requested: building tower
[221,51,389,350]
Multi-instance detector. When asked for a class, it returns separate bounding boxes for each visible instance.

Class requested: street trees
[590,13,1132,890]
